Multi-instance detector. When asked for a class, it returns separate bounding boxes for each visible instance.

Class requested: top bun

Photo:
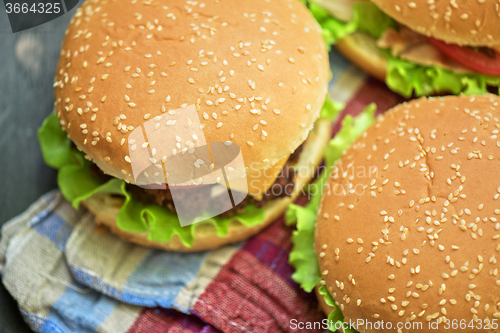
[371,0,500,47]
[54,0,329,184]
[316,95,500,332]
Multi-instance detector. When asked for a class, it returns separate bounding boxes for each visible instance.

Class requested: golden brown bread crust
[85,117,332,252]
[316,95,500,332]
[370,0,500,47]
[335,32,387,82]
[53,0,329,184]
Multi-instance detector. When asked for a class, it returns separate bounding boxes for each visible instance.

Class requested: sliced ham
[377,26,475,74]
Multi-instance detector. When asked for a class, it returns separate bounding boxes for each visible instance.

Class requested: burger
[307,0,500,97]
[288,94,500,331]
[39,0,335,252]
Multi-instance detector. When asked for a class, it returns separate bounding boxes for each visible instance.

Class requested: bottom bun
[84,117,332,252]
[336,31,387,82]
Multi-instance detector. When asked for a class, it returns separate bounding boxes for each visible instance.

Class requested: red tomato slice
[427,37,500,75]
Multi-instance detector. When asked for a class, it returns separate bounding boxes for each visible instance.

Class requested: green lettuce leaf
[302,0,356,50]
[38,97,339,247]
[318,285,358,333]
[38,113,266,246]
[286,104,376,331]
[320,97,344,120]
[38,113,75,169]
[303,1,395,48]
[385,53,500,97]
[285,204,320,292]
[307,0,500,97]
[353,2,397,39]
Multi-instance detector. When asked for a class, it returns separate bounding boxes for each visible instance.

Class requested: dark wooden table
[0,7,78,332]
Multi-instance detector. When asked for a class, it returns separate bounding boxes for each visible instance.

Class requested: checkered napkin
[0,50,403,333]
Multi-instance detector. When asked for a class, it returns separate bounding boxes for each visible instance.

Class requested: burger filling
[315,0,500,76]
[91,144,303,218]
[306,0,500,96]
[378,25,500,76]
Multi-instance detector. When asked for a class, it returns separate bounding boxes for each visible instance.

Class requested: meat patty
[91,144,303,218]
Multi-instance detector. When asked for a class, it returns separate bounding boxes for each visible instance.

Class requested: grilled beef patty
[91,144,303,218]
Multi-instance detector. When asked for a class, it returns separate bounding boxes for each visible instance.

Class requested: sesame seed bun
[335,31,387,82]
[53,0,329,184]
[370,0,500,47]
[84,116,332,252]
[316,95,500,332]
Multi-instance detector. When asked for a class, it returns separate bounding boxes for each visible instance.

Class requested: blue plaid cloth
[0,191,240,332]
